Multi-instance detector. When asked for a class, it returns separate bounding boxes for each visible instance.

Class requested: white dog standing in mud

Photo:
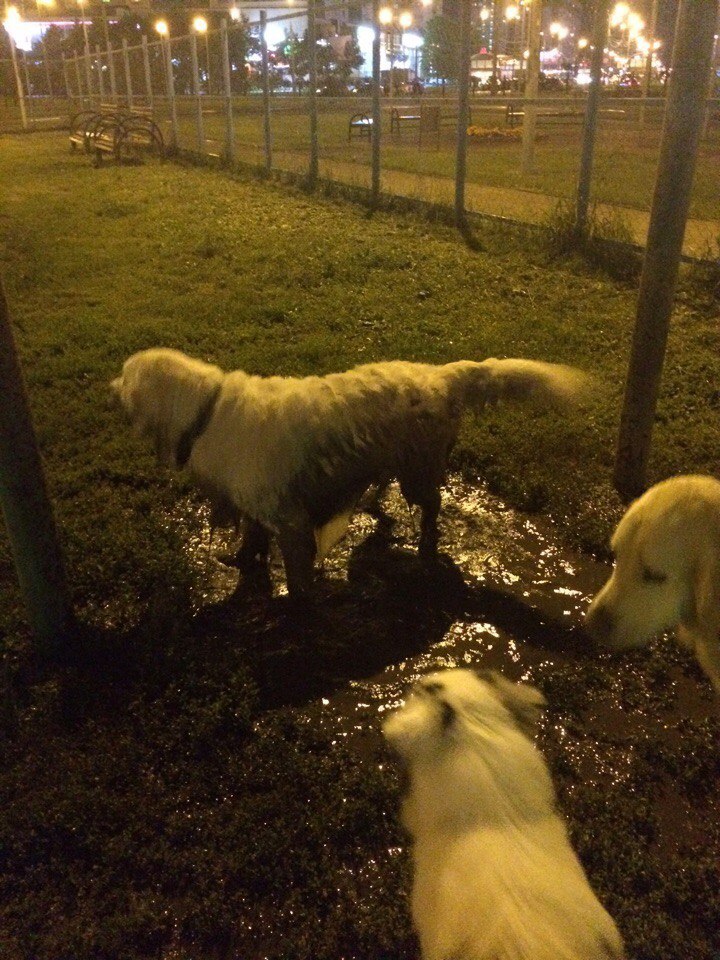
[586,474,720,691]
[111,348,585,598]
[383,669,625,960]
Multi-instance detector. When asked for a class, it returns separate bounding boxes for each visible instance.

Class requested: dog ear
[477,670,546,735]
[692,531,720,644]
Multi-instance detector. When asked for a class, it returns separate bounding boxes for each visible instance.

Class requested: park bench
[93,109,164,167]
[348,112,373,141]
[68,103,124,153]
[390,104,421,136]
[505,103,626,128]
[68,104,164,167]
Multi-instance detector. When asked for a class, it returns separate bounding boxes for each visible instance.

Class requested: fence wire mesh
[1,7,718,259]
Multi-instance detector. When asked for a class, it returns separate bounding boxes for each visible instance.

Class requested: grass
[173,98,720,220]
[0,132,719,960]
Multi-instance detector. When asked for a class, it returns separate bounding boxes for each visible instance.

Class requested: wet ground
[178,474,718,773]
[8,475,718,959]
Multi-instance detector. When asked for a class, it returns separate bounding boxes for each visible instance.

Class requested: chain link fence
[1,6,718,258]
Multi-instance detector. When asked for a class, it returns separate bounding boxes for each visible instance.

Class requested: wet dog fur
[586,474,720,691]
[382,668,625,960]
[111,348,585,597]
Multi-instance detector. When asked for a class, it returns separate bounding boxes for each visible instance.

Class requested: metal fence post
[260,11,272,173]
[491,0,501,94]
[61,51,72,101]
[638,0,659,133]
[614,0,719,500]
[575,0,610,236]
[371,0,381,208]
[163,33,179,151]
[95,44,105,100]
[142,35,153,110]
[106,39,117,103]
[82,34,93,99]
[122,38,133,107]
[307,0,319,188]
[41,32,54,97]
[7,32,28,130]
[190,33,206,154]
[0,277,75,660]
[520,0,542,174]
[221,20,235,163]
[454,0,472,229]
[73,53,83,104]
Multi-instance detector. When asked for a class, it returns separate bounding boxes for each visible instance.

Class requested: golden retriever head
[110,348,224,468]
[586,475,720,651]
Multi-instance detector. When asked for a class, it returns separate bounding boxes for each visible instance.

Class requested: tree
[421,14,461,88]
[274,28,364,93]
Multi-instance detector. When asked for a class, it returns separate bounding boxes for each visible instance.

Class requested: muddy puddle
[176,476,717,774]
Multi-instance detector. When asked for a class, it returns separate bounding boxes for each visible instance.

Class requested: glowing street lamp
[76,0,91,55]
[610,2,630,28]
[154,19,168,37]
[2,6,28,128]
[193,15,211,92]
[378,7,414,95]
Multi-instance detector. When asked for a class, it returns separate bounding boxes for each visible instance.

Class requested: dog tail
[447,358,589,414]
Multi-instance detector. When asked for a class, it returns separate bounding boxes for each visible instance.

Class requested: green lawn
[0,132,718,960]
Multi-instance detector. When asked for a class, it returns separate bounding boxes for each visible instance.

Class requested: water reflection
[167,476,715,792]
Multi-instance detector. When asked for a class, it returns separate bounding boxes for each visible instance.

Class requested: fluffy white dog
[383,669,625,960]
[111,348,585,597]
[586,474,720,691]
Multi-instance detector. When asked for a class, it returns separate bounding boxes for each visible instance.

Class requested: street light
[2,6,28,127]
[74,0,94,97]
[378,6,413,96]
[192,15,210,93]
[76,0,91,56]
[35,0,56,96]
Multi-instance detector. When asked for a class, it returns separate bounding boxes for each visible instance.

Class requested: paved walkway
[269,150,719,260]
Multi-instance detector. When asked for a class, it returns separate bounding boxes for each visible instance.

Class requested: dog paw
[216,550,269,572]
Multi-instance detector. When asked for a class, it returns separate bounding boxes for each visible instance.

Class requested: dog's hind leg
[218,519,270,571]
[233,519,271,571]
[277,522,317,599]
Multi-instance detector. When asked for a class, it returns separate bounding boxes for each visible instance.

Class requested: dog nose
[585,602,615,642]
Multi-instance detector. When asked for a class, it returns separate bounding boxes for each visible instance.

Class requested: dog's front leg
[418,489,442,561]
[277,522,317,599]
